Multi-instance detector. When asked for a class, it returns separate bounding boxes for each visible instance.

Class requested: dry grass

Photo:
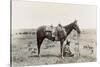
[11,29,96,67]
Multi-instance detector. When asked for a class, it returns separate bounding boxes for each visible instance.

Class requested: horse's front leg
[60,40,64,59]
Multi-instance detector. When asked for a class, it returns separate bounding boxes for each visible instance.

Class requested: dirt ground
[11,29,96,67]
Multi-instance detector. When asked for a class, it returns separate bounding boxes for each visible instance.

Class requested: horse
[36,20,81,58]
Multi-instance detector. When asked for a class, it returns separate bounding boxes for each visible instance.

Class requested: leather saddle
[45,24,66,40]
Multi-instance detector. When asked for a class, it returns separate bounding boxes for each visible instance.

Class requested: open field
[11,29,96,67]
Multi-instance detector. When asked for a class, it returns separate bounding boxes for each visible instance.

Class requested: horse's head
[72,20,81,34]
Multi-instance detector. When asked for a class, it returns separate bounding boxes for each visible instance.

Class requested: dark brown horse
[36,20,81,58]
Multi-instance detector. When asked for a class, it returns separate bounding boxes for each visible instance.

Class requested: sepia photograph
[11,0,97,67]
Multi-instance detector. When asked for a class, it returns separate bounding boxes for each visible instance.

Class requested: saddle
[45,24,66,40]
[55,24,66,40]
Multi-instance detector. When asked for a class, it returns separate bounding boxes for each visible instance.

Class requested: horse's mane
[63,22,74,31]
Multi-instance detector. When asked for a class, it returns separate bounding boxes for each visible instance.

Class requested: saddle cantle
[45,25,53,32]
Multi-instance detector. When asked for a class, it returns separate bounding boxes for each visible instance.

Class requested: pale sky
[12,0,97,29]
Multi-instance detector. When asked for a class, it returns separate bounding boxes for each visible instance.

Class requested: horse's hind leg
[37,38,44,57]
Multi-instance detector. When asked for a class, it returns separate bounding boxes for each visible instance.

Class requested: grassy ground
[11,29,96,67]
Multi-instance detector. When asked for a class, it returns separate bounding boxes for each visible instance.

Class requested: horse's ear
[74,20,77,24]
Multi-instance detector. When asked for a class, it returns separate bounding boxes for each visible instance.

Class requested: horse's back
[37,25,46,32]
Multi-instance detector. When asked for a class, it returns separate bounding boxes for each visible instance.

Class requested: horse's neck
[64,24,73,36]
